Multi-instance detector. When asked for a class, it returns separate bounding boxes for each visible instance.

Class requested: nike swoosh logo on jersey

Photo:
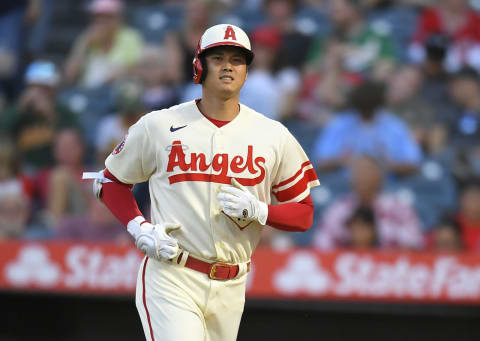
[170,125,187,132]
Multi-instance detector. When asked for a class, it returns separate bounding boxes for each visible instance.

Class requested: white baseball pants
[135,256,248,341]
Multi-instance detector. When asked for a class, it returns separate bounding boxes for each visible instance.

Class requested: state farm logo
[3,244,143,291]
[332,254,480,299]
[273,251,330,294]
[271,252,480,300]
[5,245,60,287]
[63,246,141,289]
[166,140,266,186]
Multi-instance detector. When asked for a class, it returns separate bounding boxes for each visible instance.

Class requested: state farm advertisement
[0,242,142,294]
[1,241,480,304]
[249,249,480,304]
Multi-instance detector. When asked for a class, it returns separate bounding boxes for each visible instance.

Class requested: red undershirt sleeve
[266,195,314,232]
[101,169,144,226]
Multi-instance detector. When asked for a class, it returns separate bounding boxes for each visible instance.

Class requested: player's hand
[217,178,268,225]
[127,218,181,260]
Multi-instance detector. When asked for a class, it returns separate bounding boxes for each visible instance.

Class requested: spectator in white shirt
[313,155,424,250]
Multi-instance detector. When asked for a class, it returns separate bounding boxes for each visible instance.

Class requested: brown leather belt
[170,252,250,280]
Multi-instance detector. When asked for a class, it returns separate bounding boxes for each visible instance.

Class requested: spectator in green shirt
[306,0,396,80]
[2,60,80,171]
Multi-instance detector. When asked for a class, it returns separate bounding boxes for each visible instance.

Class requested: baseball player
[83,24,319,341]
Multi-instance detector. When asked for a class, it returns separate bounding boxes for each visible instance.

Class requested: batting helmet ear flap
[193,42,203,84]
[193,56,203,84]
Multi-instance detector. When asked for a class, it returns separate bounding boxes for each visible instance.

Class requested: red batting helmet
[192,24,254,84]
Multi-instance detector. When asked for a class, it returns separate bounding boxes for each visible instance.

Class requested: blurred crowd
[1,0,480,253]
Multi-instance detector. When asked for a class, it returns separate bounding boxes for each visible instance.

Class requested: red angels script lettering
[166,140,266,185]
[231,155,247,173]
[224,26,237,40]
[212,153,229,177]
[190,153,210,172]
[166,141,191,172]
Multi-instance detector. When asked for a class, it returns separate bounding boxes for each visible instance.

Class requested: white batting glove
[217,179,268,225]
[127,216,181,260]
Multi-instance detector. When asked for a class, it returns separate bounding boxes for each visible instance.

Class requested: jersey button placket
[211,130,224,258]
[211,131,222,257]
[216,130,224,151]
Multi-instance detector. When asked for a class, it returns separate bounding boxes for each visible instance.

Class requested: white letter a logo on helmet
[224,26,237,41]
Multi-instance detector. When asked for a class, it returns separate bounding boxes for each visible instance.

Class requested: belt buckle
[209,262,229,280]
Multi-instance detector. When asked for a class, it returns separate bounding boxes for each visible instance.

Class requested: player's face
[203,46,248,99]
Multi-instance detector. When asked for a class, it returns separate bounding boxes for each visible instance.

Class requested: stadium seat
[294,5,331,37]
[58,85,116,147]
[131,3,184,43]
[214,7,266,33]
[385,160,458,230]
[283,119,321,159]
[366,5,419,62]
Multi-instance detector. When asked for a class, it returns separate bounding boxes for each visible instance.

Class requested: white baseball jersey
[105,100,319,264]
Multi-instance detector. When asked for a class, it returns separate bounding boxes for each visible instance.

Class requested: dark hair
[199,54,208,83]
[451,66,480,83]
[436,214,461,233]
[459,177,480,194]
[346,205,376,227]
[425,34,450,62]
[348,80,386,119]
[434,213,463,249]
[345,205,379,248]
